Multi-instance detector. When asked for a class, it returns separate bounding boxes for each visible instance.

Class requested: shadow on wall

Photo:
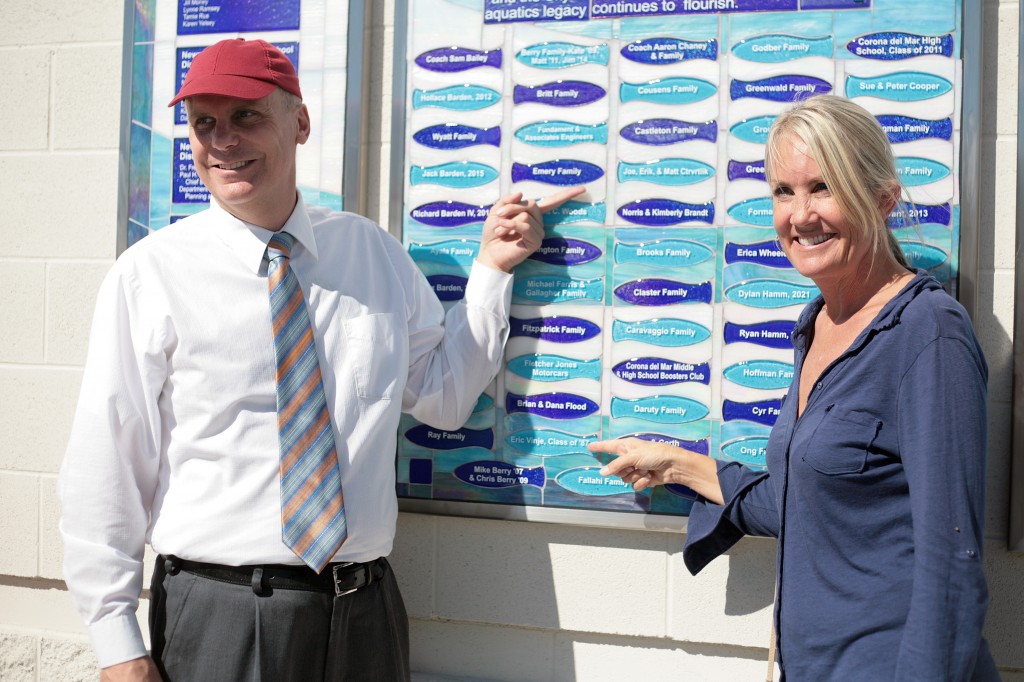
[723,537,776,618]
[390,513,777,681]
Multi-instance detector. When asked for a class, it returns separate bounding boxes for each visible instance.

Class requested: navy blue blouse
[684,273,999,680]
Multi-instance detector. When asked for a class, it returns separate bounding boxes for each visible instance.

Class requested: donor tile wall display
[397,0,965,519]
[122,0,351,247]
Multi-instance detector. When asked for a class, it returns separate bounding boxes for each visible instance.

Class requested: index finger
[588,438,626,454]
[536,186,586,214]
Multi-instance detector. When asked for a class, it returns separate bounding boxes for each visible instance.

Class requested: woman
[590,95,998,680]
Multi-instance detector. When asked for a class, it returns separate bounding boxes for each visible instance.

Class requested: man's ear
[296,104,311,145]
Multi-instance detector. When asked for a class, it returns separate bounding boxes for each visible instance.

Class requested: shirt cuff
[89,614,148,669]
[682,461,754,576]
[464,260,513,312]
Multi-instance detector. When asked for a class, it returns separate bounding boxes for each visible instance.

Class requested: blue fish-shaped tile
[847,32,954,60]
[426,274,468,301]
[511,159,605,186]
[611,318,711,347]
[617,198,714,226]
[408,239,479,266]
[730,75,832,102]
[404,424,494,450]
[620,77,717,105]
[507,354,602,382]
[617,158,715,186]
[413,124,501,150]
[612,357,711,386]
[620,119,717,146]
[415,47,502,73]
[631,433,710,455]
[506,429,597,456]
[722,397,784,426]
[514,81,607,107]
[614,239,714,268]
[900,241,948,269]
[505,391,600,420]
[723,320,795,349]
[723,359,795,390]
[876,115,952,143]
[610,395,710,424]
[890,202,951,228]
[724,240,789,268]
[543,200,607,226]
[413,84,501,110]
[731,34,833,63]
[514,275,604,304]
[845,73,952,102]
[614,278,713,306]
[453,460,545,489]
[557,464,634,497]
[730,116,776,144]
[720,436,768,469]
[410,161,499,188]
[530,237,603,266]
[509,316,602,342]
[620,37,718,64]
[727,160,766,182]
[727,197,775,227]
[895,157,950,187]
[515,120,609,147]
[516,42,610,69]
[555,467,636,497]
[724,279,819,308]
[409,201,490,228]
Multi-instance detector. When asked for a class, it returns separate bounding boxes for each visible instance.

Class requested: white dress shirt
[58,196,512,667]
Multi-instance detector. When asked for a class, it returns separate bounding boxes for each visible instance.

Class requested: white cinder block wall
[2,1,1023,681]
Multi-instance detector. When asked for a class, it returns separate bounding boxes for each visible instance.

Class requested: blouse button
[816,381,822,389]
[966,549,977,558]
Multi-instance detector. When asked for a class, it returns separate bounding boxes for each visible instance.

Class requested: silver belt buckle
[332,562,359,597]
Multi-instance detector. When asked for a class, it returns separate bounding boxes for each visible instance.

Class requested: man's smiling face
[185,89,310,230]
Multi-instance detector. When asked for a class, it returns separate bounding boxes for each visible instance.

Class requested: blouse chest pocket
[800,404,881,476]
[343,313,405,401]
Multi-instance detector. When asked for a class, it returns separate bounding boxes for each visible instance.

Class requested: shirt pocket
[343,313,403,401]
[801,404,881,476]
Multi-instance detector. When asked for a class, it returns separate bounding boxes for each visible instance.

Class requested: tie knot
[267,232,295,266]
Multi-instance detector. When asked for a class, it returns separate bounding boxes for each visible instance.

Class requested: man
[59,37,582,681]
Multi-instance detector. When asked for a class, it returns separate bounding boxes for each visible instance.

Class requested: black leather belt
[161,555,387,597]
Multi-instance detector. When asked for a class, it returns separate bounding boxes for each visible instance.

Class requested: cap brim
[168,75,278,107]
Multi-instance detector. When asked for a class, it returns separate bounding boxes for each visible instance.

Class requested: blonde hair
[764,95,910,270]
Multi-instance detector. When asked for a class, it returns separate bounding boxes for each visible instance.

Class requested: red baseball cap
[168,38,302,107]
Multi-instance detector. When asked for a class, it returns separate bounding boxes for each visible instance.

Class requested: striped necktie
[266,232,347,573]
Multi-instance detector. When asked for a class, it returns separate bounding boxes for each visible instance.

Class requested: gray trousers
[149,557,410,682]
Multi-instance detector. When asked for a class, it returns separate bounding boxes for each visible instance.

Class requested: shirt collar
[209,193,318,274]
[791,269,937,352]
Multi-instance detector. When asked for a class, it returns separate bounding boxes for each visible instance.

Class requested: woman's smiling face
[770,134,870,287]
